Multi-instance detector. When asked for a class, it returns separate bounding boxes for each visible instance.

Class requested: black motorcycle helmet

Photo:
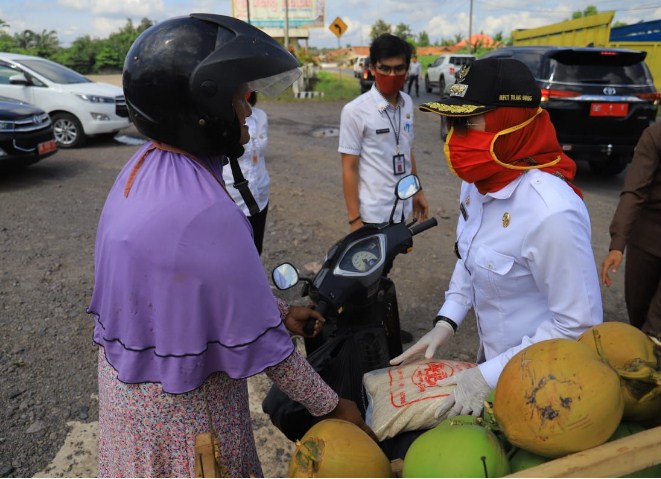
[123,13,300,157]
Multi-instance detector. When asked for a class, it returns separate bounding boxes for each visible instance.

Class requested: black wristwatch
[433,315,458,334]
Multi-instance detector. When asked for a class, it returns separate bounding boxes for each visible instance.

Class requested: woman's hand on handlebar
[323,398,378,442]
[284,306,325,338]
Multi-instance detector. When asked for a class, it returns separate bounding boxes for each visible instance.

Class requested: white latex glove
[434,366,490,419]
[389,321,454,365]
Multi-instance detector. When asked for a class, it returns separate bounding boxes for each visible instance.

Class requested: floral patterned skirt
[97,348,262,477]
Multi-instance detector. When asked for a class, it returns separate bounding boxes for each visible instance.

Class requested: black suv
[359,57,375,94]
[479,46,659,176]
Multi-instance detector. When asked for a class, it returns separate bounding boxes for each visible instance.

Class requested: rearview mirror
[272,263,299,290]
[9,73,29,85]
[396,174,421,200]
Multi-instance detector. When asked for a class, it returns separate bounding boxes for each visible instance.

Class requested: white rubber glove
[434,366,490,419]
[389,320,454,365]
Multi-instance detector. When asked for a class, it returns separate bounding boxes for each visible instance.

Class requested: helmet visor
[249,67,302,98]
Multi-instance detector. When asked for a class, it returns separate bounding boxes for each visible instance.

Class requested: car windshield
[16,58,91,85]
[550,51,652,85]
[450,57,474,66]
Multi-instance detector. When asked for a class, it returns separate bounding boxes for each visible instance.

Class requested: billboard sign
[232,0,325,29]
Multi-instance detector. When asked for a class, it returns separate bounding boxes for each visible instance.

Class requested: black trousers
[407,75,419,96]
[248,202,269,256]
[625,243,661,335]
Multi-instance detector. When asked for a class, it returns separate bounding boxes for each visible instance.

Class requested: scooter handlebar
[409,217,438,236]
[303,301,331,336]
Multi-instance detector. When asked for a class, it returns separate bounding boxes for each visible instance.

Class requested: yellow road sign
[329,17,348,38]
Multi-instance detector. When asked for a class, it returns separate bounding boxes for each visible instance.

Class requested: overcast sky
[1,0,659,49]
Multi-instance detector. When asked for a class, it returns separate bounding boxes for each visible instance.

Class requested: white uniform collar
[484,172,527,201]
[369,84,405,112]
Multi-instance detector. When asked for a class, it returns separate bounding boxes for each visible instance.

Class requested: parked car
[359,56,375,93]
[425,53,476,94]
[0,52,130,148]
[0,95,57,168]
[354,56,368,78]
[479,46,660,176]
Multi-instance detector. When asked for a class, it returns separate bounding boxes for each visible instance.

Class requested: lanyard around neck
[383,106,401,154]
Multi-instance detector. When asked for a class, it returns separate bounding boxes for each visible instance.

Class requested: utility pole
[468,0,473,52]
[246,0,251,24]
[284,0,289,50]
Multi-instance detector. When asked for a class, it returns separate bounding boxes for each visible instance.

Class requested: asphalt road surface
[0,87,630,477]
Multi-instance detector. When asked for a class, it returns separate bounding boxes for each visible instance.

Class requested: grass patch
[268,69,361,102]
[315,70,361,100]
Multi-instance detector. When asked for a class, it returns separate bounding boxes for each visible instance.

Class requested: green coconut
[403,416,510,478]
[508,448,549,472]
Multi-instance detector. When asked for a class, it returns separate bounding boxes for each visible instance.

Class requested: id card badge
[392,154,406,175]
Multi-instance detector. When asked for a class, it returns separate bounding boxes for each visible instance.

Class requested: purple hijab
[88,142,294,394]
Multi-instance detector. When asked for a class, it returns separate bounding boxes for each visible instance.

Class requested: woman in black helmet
[88,14,372,477]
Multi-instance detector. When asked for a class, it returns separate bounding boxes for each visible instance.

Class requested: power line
[474,0,661,16]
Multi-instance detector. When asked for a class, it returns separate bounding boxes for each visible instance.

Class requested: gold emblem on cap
[456,64,470,82]
[419,102,484,115]
[502,212,511,228]
[465,195,470,205]
[449,83,468,97]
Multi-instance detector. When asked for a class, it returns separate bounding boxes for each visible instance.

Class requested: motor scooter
[263,174,437,441]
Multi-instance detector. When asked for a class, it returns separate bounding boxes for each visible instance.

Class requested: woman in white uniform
[391,57,603,419]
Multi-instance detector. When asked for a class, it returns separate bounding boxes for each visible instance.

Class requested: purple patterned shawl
[88,143,294,394]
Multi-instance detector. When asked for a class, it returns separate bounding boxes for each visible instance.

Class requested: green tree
[54,35,99,73]
[369,19,391,42]
[0,18,15,51]
[418,31,430,47]
[571,5,599,19]
[96,18,154,72]
[32,29,60,57]
[394,22,413,42]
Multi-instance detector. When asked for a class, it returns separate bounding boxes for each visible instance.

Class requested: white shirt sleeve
[479,207,603,388]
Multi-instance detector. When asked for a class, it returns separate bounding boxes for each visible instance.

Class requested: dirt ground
[1,74,630,478]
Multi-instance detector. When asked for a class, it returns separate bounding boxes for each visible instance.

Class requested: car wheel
[589,154,630,177]
[439,77,446,96]
[425,75,431,93]
[52,112,86,148]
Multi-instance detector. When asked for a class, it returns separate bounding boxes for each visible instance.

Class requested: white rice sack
[363,359,477,441]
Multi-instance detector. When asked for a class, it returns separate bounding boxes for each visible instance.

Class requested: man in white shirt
[223,91,270,254]
[339,34,428,231]
[407,55,422,97]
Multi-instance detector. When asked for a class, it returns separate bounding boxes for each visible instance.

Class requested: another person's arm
[602,124,661,286]
[265,350,376,440]
[409,149,429,221]
[339,104,364,231]
[342,153,363,231]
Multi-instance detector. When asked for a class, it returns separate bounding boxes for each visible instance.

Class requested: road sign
[329,17,348,38]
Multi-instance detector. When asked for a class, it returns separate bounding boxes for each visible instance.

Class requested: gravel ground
[0,85,629,477]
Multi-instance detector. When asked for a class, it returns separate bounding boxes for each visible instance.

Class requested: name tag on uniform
[376,128,390,134]
[393,154,405,175]
[460,202,469,220]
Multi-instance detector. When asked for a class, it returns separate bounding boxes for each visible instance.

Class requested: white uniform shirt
[408,61,421,77]
[223,107,269,215]
[338,85,415,223]
[438,170,603,387]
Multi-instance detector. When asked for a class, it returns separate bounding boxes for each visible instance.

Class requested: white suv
[0,52,130,148]
[425,53,476,94]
